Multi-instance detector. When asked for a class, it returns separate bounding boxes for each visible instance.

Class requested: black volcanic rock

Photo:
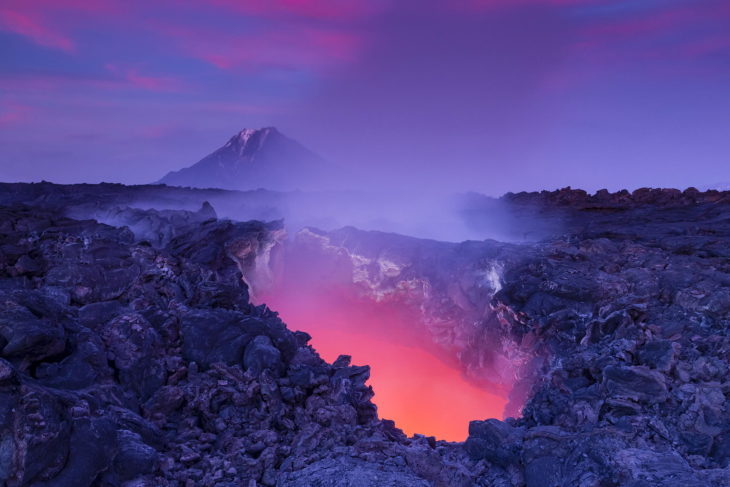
[0,202,473,486]
[157,127,334,191]
[266,189,730,485]
[0,183,728,486]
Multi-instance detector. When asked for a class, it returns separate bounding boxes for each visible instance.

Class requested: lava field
[0,183,728,486]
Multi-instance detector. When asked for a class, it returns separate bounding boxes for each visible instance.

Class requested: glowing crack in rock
[258,282,508,441]
[249,227,531,441]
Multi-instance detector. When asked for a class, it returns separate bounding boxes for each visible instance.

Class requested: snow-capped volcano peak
[221,127,280,158]
[230,127,276,145]
[157,127,332,191]
[238,127,259,139]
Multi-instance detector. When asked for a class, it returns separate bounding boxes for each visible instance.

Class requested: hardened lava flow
[0,183,728,486]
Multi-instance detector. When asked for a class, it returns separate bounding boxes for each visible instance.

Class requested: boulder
[638,340,678,372]
[464,419,522,466]
[244,335,283,375]
[0,308,66,364]
[603,365,668,403]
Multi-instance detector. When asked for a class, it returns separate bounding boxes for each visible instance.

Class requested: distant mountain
[157,127,334,191]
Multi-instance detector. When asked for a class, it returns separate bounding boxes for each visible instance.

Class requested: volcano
[157,127,334,191]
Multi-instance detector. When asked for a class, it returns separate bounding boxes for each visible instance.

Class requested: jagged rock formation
[0,203,473,487]
[269,226,535,417]
[481,188,730,486]
[156,128,334,191]
[0,183,728,486]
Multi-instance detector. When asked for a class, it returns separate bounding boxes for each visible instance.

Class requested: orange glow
[259,282,508,442]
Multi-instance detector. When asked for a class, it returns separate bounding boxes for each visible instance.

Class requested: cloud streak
[0,100,32,127]
[0,0,375,76]
[104,64,186,92]
[0,8,75,51]
[209,0,383,21]
[0,0,118,51]
[154,21,362,72]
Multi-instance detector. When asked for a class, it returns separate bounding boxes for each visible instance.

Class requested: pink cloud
[305,28,361,61]
[680,34,730,57]
[154,21,362,72]
[460,0,591,11]
[580,7,698,41]
[138,124,184,139]
[105,64,186,92]
[0,101,32,126]
[559,1,730,68]
[0,8,75,51]
[193,101,280,115]
[0,69,185,95]
[153,0,376,72]
[0,0,118,51]
[0,0,371,77]
[535,1,730,93]
[207,0,382,21]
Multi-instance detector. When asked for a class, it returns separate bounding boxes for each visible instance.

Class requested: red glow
[259,283,508,442]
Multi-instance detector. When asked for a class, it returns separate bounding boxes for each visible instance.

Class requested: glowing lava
[259,283,508,442]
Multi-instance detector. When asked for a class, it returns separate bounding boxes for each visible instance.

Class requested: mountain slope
[157,127,333,191]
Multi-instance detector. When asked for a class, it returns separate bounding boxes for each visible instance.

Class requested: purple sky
[1,0,729,194]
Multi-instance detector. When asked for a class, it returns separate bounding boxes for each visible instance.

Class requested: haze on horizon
[1,0,729,195]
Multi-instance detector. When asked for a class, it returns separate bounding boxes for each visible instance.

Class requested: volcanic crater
[0,182,728,486]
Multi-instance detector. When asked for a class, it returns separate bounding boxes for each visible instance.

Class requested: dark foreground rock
[0,203,472,487]
[0,184,728,486]
[264,187,730,486]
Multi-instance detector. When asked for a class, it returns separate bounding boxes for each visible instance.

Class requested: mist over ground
[108,187,565,244]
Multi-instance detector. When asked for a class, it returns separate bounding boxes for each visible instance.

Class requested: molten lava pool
[259,284,508,442]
